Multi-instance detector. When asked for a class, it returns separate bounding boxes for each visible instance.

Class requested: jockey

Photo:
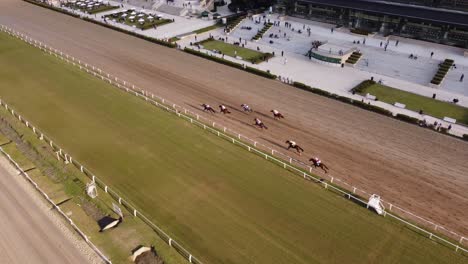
[289,140,296,147]
[255,118,263,125]
[220,105,227,111]
[241,104,251,111]
[313,157,321,165]
[272,109,279,115]
[203,104,211,109]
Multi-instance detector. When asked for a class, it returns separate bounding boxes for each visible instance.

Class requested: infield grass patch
[0,32,466,264]
[199,39,272,63]
[359,83,468,125]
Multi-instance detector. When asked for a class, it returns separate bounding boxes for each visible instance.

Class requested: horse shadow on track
[185,103,213,113]
[258,136,288,150]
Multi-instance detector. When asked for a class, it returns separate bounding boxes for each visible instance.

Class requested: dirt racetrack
[1,0,467,237]
[0,157,93,264]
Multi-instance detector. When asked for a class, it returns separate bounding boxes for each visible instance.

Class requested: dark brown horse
[219,105,231,114]
[254,118,268,129]
[309,157,329,173]
[286,140,304,155]
[202,104,216,113]
[271,110,284,120]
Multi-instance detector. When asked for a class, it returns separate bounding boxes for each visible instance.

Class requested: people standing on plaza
[380,41,383,47]
[331,27,334,33]
[281,50,284,57]
[430,51,434,58]
[461,74,465,82]
[396,40,399,46]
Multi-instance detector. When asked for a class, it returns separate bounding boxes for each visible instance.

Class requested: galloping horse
[309,157,329,173]
[286,140,304,155]
[219,105,231,114]
[241,104,253,113]
[254,118,268,129]
[202,104,216,113]
[271,110,284,120]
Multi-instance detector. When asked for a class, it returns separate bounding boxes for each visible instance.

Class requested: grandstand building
[282,0,468,47]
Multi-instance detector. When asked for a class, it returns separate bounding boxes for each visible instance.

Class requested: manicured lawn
[361,83,468,125]
[193,24,220,34]
[0,32,466,264]
[199,39,272,63]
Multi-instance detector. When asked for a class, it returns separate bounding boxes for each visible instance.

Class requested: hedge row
[431,59,454,85]
[252,23,273,40]
[183,48,277,79]
[395,114,419,124]
[23,0,176,48]
[293,82,392,116]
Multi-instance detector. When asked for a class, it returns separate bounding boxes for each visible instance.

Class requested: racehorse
[219,105,231,114]
[241,104,253,113]
[202,104,216,113]
[271,110,284,119]
[254,118,268,129]
[286,140,304,155]
[309,157,329,173]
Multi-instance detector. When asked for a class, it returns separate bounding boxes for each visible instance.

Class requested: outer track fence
[1,25,466,256]
[0,147,112,264]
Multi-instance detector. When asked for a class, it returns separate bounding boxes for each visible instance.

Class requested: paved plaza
[62,0,215,39]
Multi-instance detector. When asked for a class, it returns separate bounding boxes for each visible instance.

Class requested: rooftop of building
[298,0,468,27]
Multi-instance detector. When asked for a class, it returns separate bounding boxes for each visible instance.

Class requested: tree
[228,0,277,12]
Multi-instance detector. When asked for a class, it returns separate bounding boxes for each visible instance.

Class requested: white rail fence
[0,147,112,264]
[1,25,466,256]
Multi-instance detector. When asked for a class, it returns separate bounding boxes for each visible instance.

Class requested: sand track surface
[0,157,96,264]
[0,0,467,236]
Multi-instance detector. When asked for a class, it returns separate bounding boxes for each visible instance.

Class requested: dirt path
[1,0,467,237]
[0,156,99,264]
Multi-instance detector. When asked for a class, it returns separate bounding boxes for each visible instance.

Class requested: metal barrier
[0,24,466,258]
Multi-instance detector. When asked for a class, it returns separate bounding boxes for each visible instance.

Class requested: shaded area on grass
[193,24,220,34]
